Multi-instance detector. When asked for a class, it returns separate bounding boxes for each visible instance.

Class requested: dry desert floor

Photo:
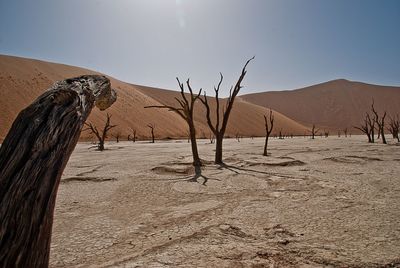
[51,136,400,267]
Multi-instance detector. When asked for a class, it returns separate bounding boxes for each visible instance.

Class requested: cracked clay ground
[50,136,400,267]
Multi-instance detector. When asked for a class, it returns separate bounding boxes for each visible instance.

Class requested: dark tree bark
[84,113,116,151]
[263,109,274,156]
[0,75,116,267]
[371,102,387,144]
[147,124,155,143]
[200,57,254,164]
[145,79,203,166]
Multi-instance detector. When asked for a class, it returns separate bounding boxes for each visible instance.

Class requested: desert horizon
[1,1,399,267]
[1,54,399,142]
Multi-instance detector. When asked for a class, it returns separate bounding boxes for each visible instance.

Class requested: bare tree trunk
[189,122,201,166]
[263,109,274,156]
[0,75,116,267]
[215,135,224,164]
[263,136,269,156]
[99,140,105,151]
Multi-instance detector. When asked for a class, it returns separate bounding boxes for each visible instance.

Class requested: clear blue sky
[0,0,399,95]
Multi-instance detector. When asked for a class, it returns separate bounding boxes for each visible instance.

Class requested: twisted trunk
[0,75,116,267]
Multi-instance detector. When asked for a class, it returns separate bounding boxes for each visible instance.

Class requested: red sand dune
[0,55,308,141]
[240,79,400,132]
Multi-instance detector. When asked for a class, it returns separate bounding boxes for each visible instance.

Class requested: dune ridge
[0,55,308,141]
[240,79,400,131]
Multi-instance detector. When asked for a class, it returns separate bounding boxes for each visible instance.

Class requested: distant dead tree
[129,127,137,142]
[371,102,387,144]
[200,57,254,164]
[84,113,116,151]
[263,109,274,156]
[343,128,348,137]
[145,78,202,166]
[279,129,284,139]
[186,130,191,143]
[310,124,319,139]
[354,112,375,143]
[147,123,155,143]
[0,75,116,267]
[235,133,241,142]
[387,114,399,142]
[209,132,215,144]
[112,130,121,143]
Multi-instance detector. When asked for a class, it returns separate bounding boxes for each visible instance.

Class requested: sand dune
[0,55,308,141]
[240,79,400,132]
[136,84,309,138]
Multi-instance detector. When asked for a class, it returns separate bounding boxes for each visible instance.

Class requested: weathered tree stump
[0,75,117,267]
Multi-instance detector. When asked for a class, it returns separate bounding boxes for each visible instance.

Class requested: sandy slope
[240,79,400,132]
[50,136,400,267]
[0,54,308,141]
[136,84,308,138]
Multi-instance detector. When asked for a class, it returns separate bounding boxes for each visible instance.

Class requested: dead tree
[343,128,348,137]
[200,57,254,164]
[112,130,121,143]
[371,102,387,144]
[131,128,137,142]
[84,113,116,151]
[236,133,241,142]
[263,109,274,156]
[147,123,155,143]
[354,113,374,143]
[310,124,319,139]
[0,75,116,267]
[209,132,215,144]
[279,129,284,139]
[367,113,375,143]
[387,114,399,142]
[145,78,202,166]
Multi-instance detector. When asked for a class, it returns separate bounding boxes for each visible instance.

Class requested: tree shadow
[151,165,219,186]
[217,162,272,176]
